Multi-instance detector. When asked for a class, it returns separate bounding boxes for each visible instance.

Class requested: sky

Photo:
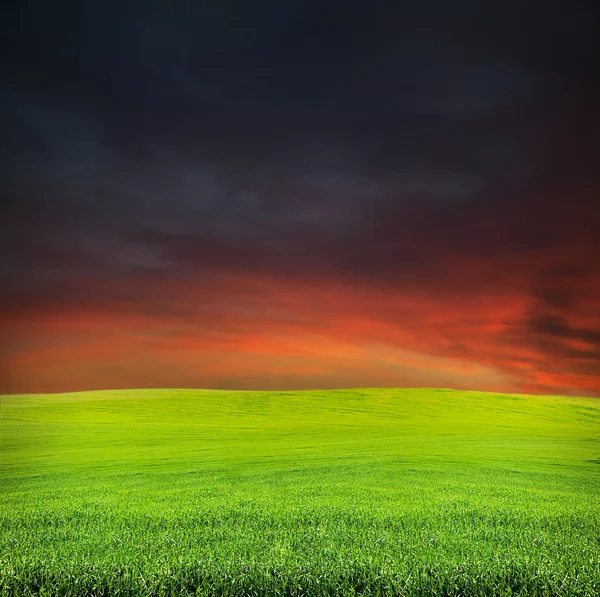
[1,0,599,396]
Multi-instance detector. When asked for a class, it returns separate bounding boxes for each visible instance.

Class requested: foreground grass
[1,387,599,596]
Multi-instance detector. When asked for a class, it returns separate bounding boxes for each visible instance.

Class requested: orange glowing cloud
[3,266,597,396]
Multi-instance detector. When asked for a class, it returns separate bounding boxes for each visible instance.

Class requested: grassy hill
[1,388,599,595]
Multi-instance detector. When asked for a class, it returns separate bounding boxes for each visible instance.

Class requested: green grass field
[1,388,599,596]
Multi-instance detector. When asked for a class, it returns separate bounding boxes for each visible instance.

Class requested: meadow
[1,387,599,596]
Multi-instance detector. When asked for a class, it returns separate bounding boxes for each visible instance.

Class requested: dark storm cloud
[527,314,600,347]
[1,0,599,394]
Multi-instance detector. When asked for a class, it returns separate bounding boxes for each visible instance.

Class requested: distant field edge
[1,386,598,400]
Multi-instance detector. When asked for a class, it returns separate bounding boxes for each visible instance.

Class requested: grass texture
[1,387,599,596]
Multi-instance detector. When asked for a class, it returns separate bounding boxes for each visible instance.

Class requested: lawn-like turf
[1,388,599,596]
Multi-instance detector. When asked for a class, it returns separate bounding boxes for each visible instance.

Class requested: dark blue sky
[2,0,599,395]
